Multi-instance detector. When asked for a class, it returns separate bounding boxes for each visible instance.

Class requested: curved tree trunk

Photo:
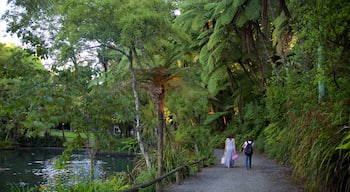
[129,51,152,170]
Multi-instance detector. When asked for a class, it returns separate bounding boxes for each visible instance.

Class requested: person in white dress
[224,133,236,168]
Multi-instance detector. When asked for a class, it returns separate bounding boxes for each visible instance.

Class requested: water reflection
[0,148,133,191]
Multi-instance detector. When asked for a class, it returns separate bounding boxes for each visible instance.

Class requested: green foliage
[260,123,291,163]
[337,131,350,153]
[279,1,350,190]
[174,125,212,160]
[17,134,65,147]
[206,66,228,96]
[117,137,139,153]
[284,106,349,191]
[265,77,287,123]
[55,136,84,169]
[135,168,157,192]
[0,44,51,142]
[209,134,224,149]
[9,183,36,192]
[45,172,131,192]
[265,54,349,191]
[0,139,17,149]
[244,0,260,21]
[241,100,267,138]
[2,0,350,191]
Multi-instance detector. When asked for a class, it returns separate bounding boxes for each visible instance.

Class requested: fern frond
[207,55,216,71]
[192,11,209,31]
[204,2,218,11]
[199,45,210,65]
[235,10,248,27]
[232,0,246,8]
[272,13,288,46]
[203,111,230,125]
[215,1,237,28]
[245,0,261,21]
[207,65,227,96]
[207,26,225,50]
[174,9,198,30]
[213,0,227,18]
[210,41,226,64]
[197,29,211,41]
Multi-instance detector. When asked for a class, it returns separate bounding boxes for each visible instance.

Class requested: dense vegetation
[1,0,349,191]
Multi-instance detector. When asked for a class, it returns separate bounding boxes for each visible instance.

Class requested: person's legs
[245,155,249,169]
[248,155,252,168]
[225,149,233,168]
[224,153,230,168]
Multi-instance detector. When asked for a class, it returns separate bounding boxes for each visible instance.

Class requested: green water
[0,148,133,191]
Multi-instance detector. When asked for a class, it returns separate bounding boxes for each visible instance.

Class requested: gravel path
[164,149,304,192]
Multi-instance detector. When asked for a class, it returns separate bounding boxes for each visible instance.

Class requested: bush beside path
[164,149,304,192]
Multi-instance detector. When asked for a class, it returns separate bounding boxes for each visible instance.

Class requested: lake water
[0,148,134,191]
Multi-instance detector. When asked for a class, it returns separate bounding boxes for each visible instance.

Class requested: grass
[39,129,91,142]
[50,129,79,141]
[38,129,137,153]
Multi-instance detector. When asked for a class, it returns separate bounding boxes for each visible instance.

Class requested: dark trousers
[245,154,252,169]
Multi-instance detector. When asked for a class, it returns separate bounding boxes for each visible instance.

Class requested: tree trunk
[155,85,165,192]
[156,108,164,192]
[128,52,152,170]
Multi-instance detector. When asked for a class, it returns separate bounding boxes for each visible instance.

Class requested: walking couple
[222,134,254,170]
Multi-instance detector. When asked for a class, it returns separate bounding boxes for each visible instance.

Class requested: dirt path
[164,149,304,192]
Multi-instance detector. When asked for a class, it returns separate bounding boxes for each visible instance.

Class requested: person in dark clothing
[242,138,254,170]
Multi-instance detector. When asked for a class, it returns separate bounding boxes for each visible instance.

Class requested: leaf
[235,10,248,27]
[191,11,209,31]
[207,66,227,96]
[232,0,246,7]
[245,0,261,21]
[215,1,237,28]
[272,13,289,46]
[203,111,230,125]
[336,131,350,151]
[207,27,225,50]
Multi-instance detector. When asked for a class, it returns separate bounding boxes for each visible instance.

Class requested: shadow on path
[164,149,304,192]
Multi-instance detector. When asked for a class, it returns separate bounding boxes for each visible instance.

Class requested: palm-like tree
[175,0,292,129]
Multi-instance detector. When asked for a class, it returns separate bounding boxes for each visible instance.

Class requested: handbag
[221,155,225,164]
[232,153,239,160]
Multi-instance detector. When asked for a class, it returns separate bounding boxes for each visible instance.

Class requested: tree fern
[175,1,213,32]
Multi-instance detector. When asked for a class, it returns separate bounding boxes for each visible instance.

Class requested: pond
[0,148,134,191]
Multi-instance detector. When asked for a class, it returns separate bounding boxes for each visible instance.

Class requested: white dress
[224,138,235,167]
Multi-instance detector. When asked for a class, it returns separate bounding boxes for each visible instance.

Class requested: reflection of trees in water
[34,154,106,187]
[0,149,132,190]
